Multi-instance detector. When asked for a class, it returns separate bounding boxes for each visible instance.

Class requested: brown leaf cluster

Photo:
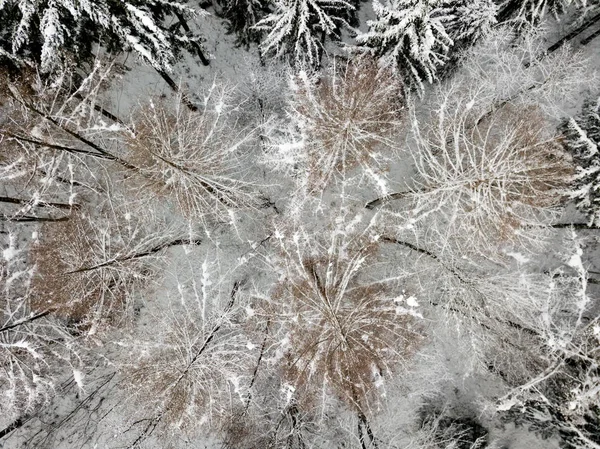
[272,236,422,413]
[294,57,404,189]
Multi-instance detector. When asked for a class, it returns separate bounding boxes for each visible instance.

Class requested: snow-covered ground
[2,4,600,449]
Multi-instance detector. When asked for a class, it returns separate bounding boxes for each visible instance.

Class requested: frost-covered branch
[126,85,262,220]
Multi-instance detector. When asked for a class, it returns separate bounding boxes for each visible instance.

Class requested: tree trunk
[0,196,79,211]
[0,417,26,440]
[0,310,52,334]
[365,191,412,209]
[546,11,600,53]
[581,23,600,45]
[174,11,210,66]
[155,69,199,112]
[1,214,71,223]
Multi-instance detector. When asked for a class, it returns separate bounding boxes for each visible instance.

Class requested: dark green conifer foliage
[0,0,201,74]
[560,97,600,225]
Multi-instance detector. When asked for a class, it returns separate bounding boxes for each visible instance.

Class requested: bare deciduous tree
[126,83,261,220]
[122,263,254,436]
[266,214,422,416]
[265,58,404,193]
[297,58,403,190]
[30,205,198,336]
[408,101,572,257]
[1,231,83,426]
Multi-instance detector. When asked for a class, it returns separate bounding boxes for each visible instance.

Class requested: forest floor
[2,4,600,449]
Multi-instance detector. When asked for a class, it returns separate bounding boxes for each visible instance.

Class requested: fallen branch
[0,195,79,211]
[546,11,600,53]
[67,237,202,274]
[1,214,70,223]
[154,69,199,112]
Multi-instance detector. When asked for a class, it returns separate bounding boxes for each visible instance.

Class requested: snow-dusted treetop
[437,0,497,43]
[0,0,200,73]
[355,0,452,94]
[561,97,600,226]
[255,0,354,67]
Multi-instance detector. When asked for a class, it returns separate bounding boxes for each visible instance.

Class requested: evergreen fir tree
[0,0,201,74]
[438,0,497,45]
[431,0,497,78]
[355,0,453,94]
[255,0,354,67]
[496,0,573,25]
[223,0,271,48]
[560,97,600,226]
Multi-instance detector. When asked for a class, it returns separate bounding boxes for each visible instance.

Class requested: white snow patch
[406,296,419,307]
[3,247,18,261]
[506,252,530,264]
[497,396,520,411]
[73,369,85,391]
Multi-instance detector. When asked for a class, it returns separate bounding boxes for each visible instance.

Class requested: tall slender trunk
[0,417,25,440]
[174,11,210,66]
[155,69,199,112]
[0,196,79,211]
[546,11,600,53]
[66,237,202,274]
[1,214,70,223]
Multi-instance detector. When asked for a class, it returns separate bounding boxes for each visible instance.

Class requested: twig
[244,319,270,412]
[365,191,412,210]
[551,222,600,230]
